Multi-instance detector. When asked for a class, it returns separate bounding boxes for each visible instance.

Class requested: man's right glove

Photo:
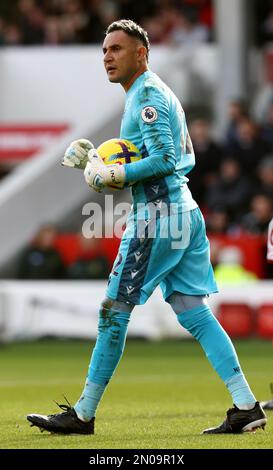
[84,149,125,192]
[62,138,94,169]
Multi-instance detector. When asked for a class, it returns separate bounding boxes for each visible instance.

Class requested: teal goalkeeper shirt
[120,70,198,215]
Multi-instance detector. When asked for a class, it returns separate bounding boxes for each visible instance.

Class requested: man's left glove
[84,149,125,192]
[62,138,94,169]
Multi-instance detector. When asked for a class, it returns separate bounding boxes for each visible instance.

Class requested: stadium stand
[256,303,273,339]
[217,302,254,338]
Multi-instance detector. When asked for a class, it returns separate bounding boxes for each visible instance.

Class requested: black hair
[106,19,150,59]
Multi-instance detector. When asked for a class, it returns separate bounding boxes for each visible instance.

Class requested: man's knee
[167,292,208,314]
[101,298,114,310]
[101,297,135,313]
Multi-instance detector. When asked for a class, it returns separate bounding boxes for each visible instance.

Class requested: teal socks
[74,308,130,421]
[75,303,256,421]
[177,305,256,408]
[225,374,256,408]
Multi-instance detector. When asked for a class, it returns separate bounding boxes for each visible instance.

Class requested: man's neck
[123,65,149,92]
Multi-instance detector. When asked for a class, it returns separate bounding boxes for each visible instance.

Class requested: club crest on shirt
[141,106,158,123]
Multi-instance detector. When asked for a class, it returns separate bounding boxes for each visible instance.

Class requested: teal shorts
[106,207,218,305]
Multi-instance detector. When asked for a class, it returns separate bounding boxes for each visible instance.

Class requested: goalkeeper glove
[84,149,125,192]
[62,138,94,169]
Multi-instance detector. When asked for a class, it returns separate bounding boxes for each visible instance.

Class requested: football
[97,138,142,165]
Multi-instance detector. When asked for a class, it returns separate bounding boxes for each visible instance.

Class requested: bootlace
[49,395,73,416]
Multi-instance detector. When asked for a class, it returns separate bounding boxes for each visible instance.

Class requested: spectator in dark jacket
[256,155,273,201]
[188,118,223,206]
[206,157,252,223]
[226,118,270,176]
[17,224,65,279]
[67,234,110,279]
[241,193,273,235]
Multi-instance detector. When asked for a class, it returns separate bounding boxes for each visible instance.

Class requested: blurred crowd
[188,99,273,238]
[0,0,213,46]
[1,0,273,47]
[186,98,273,281]
[17,224,111,280]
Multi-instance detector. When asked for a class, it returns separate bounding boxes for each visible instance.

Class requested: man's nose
[104,51,113,63]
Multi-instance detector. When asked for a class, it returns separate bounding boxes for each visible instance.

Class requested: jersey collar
[126,70,153,97]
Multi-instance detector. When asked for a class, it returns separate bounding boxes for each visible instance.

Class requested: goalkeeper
[27,20,266,435]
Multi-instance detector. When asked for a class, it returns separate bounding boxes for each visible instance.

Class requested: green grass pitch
[0,339,272,449]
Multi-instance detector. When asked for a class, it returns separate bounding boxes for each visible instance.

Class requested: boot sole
[242,418,267,432]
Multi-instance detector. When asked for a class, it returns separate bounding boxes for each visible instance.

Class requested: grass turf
[0,339,272,449]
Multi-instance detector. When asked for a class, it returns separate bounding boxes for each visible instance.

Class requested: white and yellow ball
[97,138,142,166]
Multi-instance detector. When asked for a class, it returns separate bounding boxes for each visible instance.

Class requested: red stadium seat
[54,234,121,267]
[217,303,253,338]
[256,304,273,339]
[208,233,266,278]
[54,233,79,265]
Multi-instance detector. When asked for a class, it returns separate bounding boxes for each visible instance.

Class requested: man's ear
[137,45,147,61]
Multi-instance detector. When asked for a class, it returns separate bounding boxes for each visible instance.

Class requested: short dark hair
[106,19,150,59]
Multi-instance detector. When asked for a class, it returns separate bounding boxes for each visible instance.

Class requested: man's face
[103,30,143,87]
